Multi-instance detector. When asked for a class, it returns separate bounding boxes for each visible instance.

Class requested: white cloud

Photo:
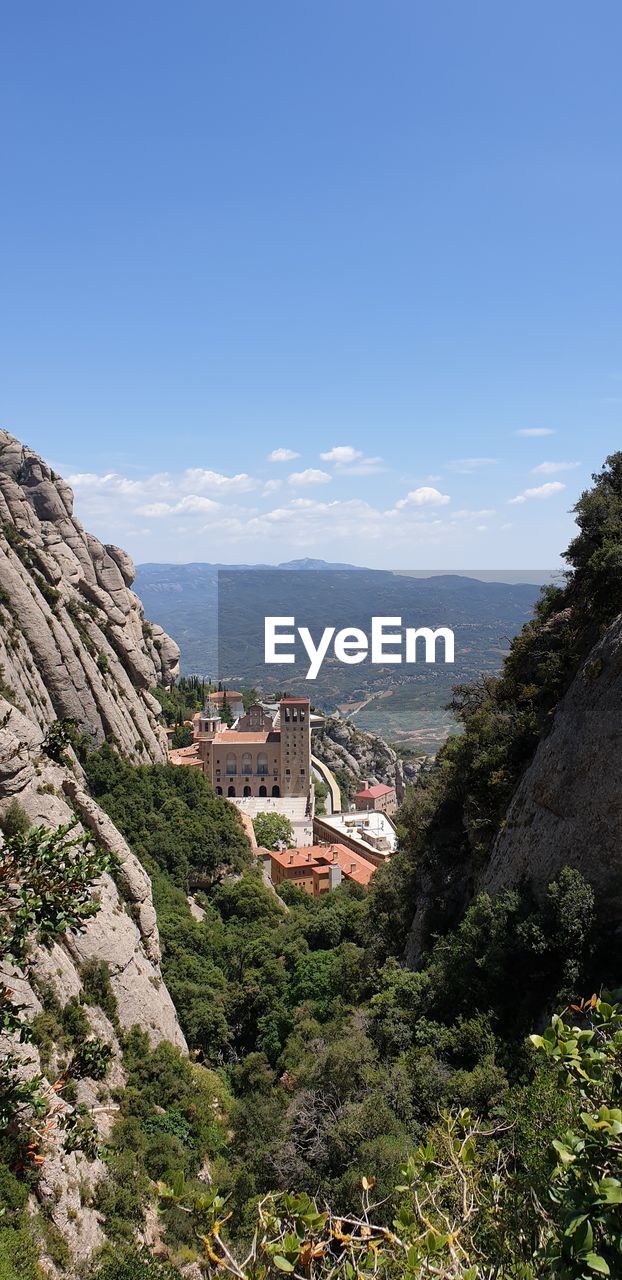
[508,481,566,505]
[288,469,332,487]
[515,428,555,437]
[61,454,556,563]
[531,461,580,475]
[396,486,451,509]
[267,448,301,462]
[175,495,220,513]
[320,445,361,464]
[68,471,145,495]
[446,457,498,473]
[181,468,257,494]
[319,444,384,475]
[137,494,220,518]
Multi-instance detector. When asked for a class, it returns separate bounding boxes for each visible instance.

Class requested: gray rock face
[0,697,187,1052]
[0,693,187,1269]
[0,432,189,1270]
[0,429,179,763]
[313,716,422,802]
[482,614,622,913]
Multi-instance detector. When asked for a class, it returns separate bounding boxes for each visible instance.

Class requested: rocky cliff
[482,612,622,913]
[0,704,188,1272]
[404,611,622,966]
[0,434,190,1272]
[313,714,423,802]
[0,430,179,763]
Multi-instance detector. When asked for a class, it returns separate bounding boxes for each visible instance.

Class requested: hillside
[2,440,622,1279]
[0,436,245,1277]
[134,562,542,751]
[311,713,424,803]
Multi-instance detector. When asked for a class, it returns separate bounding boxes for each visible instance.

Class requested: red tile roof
[169,745,202,767]
[354,784,394,799]
[266,843,375,886]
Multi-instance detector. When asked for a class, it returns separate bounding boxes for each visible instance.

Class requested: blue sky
[1,1,621,568]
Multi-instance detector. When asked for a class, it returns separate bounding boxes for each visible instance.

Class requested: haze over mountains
[134,560,547,751]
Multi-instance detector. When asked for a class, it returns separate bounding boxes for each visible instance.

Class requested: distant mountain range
[134,561,550,752]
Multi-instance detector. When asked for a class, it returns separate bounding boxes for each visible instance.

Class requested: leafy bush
[531,994,622,1277]
[0,820,113,1137]
[252,812,294,850]
[90,1249,182,1280]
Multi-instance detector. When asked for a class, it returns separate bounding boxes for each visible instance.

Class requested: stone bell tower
[196,702,221,769]
[279,697,311,798]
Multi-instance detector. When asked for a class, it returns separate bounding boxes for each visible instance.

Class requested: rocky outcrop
[0,693,187,1271]
[0,430,179,763]
[0,696,186,1044]
[404,614,622,967]
[482,613,622,914]
[313,715,422,802]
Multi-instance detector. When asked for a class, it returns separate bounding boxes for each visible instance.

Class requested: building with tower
[188,695,312,804]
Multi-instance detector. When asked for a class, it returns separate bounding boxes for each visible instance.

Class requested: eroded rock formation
[0,696,187,1269]
[0,430,179,762]
[0,434,188,1271]
[312,714,423,802]
[483,612,622,913]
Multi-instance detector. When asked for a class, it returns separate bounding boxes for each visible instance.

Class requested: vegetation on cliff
[2,454,622,1277]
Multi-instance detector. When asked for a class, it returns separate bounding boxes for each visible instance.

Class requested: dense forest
[2,455,622,1278]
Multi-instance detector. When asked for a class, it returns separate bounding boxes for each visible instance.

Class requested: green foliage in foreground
[90,1251,182,1280]
[159,995,622,1278]
[0,1162,40,1280]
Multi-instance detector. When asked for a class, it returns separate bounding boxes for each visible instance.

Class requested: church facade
[193,696,311,800]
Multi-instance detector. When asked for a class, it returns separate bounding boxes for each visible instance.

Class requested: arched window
[216,786,222,796]
[241,752,252,776]
[226,753,237,776]
[271,784,280,797]
[227,785,236,797]
[259,785,267,797]
[243,785,251,797]
[257,751,268,777]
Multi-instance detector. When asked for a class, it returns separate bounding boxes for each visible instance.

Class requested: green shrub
[90,1246,182,1279]
[80,961,119,1029]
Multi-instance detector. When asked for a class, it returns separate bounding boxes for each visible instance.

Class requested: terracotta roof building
[353,781,397,815]
[265,842,375,895]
